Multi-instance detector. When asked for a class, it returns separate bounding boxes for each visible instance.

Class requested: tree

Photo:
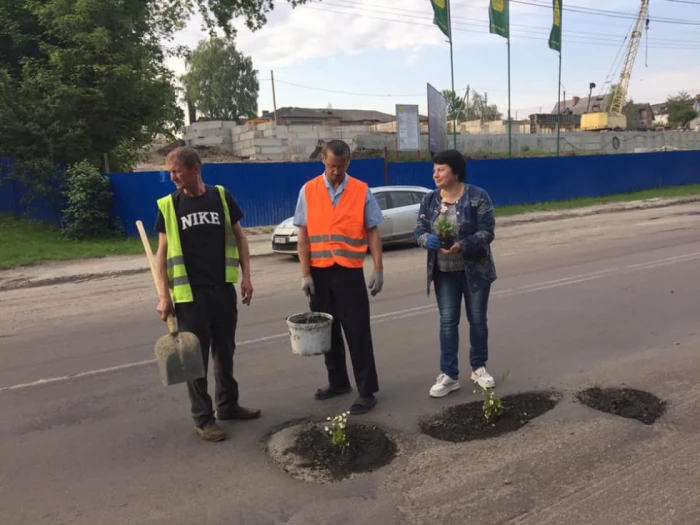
[442,89,467,122]
[0,0,308,221]
[667,91,698,129]
[469,91,502,121]
[182,37,259,121]
[0,0,308,170]
[440,89,501,122]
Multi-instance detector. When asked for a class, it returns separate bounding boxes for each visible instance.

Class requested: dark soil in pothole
[286,422,397,480]
[576,386,667,425]
[420,391,561,443]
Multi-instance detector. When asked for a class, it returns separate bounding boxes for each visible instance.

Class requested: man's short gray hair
[321,139,351,158]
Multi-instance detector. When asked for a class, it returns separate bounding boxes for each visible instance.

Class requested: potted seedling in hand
[435,216,456,250]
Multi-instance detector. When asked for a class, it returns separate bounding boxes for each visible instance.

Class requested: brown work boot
[215,405,262,421]
[194,423,226,442]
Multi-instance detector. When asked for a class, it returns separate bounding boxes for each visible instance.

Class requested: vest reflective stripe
[215,185,241,283]
[310,249,365,259]
[305,175,368,269]
[157,185,240,304]
[308,234,368,247]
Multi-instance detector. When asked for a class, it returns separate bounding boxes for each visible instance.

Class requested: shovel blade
[154,331,205,387]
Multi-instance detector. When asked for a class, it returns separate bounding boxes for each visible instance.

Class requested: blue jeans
[434,270,490,380]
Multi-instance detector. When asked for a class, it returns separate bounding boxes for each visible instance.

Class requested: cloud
[230,0,447,67]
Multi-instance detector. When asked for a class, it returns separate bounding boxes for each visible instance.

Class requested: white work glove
[301,275,315,296]
[368,269,384,297]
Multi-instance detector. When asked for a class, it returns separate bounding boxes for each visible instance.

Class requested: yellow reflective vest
[157,185,239,303]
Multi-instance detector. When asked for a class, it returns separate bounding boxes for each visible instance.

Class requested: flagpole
[447,0,457,149]
[556,51,562,156]
[506,4,512,159]
[507,36,512,158]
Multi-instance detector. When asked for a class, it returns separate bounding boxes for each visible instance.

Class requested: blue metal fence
[109,159,386,236]
[388,150,700,207]
[1,152,699,235]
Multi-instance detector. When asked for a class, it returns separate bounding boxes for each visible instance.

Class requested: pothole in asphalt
[267,420,398,483]
[419,390,562,443]
[575,386,667,425]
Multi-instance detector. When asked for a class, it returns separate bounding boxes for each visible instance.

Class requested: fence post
[384,146,390,186]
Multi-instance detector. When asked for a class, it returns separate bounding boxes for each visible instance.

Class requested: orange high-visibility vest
[305,175,369,268]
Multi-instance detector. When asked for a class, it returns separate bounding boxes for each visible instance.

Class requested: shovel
[136,220,206,387]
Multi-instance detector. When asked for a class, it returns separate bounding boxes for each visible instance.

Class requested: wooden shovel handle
[135,220,161,295]
[136,220,179,334]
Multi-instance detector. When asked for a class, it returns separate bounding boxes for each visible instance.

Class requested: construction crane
[580,0,650,132]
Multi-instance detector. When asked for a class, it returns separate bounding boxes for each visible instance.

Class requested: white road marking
[2,250,700,394]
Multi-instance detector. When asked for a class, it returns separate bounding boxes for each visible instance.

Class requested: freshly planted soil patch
[420,391,561,443]
[576,386,667,425]
[286,422,397,481]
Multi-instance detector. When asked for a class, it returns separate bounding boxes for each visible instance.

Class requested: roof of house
[270,107,397,123]
[551,95,611,115]
[651,103,668,115]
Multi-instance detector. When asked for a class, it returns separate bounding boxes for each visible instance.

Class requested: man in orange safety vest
[293,139,384,415]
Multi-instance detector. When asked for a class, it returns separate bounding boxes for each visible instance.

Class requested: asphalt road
[2,204,700,525]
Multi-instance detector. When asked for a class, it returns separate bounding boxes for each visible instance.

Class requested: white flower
[324,426,329,431]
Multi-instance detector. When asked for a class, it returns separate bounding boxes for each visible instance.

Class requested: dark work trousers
[309,264,379,398]
[175,284,239,428]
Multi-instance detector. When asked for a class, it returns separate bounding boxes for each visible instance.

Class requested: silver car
[271,185,432,255]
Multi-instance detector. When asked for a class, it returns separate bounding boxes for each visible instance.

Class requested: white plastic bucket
[286,311,334,356]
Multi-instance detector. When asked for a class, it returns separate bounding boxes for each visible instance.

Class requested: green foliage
[667,92,698,129]
[435,216,455,240]
[0,0,184,172]
[442,89,468,122]
[477,370,509,423]
[182,37,259,121]
[324,412,349,449]
[442,89,501,122]
[0,0,308,209]
[62,160,115,240]
[481,388,504,422]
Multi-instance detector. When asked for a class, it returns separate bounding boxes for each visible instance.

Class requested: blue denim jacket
[413,184,497,296]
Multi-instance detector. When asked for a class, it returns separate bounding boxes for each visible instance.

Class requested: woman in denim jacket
[413,150,497,398]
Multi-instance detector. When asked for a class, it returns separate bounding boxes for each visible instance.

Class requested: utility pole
[271,70,278,126]
[484,92,488,120]
[465,84,470,120]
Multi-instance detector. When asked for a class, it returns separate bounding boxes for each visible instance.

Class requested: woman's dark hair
[432,149,466,182]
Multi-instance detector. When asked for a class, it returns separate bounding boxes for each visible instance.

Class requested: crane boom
[609,0,649,115]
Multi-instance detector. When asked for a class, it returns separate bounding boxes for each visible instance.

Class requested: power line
[280,2,700,50]
[509,0,700,26]
[261,78,553,98]
[328,0,700,45]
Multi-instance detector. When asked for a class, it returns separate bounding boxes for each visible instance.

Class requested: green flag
[430,0,451,40]
[549,0,562,52]
[489,0,509,39]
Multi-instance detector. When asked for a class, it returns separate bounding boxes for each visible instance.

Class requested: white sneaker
[471,367,495,389]
[429,373,461,398]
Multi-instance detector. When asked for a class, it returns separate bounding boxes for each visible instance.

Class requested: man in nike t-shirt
[154,146,259,442]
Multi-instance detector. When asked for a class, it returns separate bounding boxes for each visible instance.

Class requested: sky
[165,0,700,120]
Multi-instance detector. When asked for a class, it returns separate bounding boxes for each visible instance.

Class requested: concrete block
[188,135,226,146]
[188,120,236,132]
[184,128,231,141]
[238,130,255,141]
[256,146,286,155]
[254,138,284,147]
[236,139,254,149]
[237,147,256,157]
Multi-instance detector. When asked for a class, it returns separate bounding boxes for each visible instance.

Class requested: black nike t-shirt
[155,185,243,287]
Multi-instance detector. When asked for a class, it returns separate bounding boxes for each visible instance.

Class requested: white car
[271,185,432,255]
